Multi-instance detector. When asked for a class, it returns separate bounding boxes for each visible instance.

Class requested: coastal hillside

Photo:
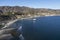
[0,6,60,26]
[0,6,60,16]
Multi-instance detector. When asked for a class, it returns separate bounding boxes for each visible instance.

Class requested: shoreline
[2,15,60,29]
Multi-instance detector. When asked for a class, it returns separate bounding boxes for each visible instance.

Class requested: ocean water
[22,16,60,40]
[10,16,60,40]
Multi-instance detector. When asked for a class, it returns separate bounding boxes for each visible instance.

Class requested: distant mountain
[0,6,60,15]
[0,6,60,22]
[0,6,60,26]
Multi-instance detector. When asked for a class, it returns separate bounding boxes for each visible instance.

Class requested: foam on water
[2,19,18,29]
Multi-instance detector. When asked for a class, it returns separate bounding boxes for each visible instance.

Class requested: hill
[0,6,60,26]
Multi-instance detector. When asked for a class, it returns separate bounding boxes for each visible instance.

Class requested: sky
[0,0,60,9]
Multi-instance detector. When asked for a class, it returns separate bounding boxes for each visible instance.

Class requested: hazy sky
[0,0,60,9]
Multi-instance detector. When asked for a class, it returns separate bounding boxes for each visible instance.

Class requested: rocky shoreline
[0,15,58,40]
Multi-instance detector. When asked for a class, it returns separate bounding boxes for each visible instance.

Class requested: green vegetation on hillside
[0,6,60,21]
